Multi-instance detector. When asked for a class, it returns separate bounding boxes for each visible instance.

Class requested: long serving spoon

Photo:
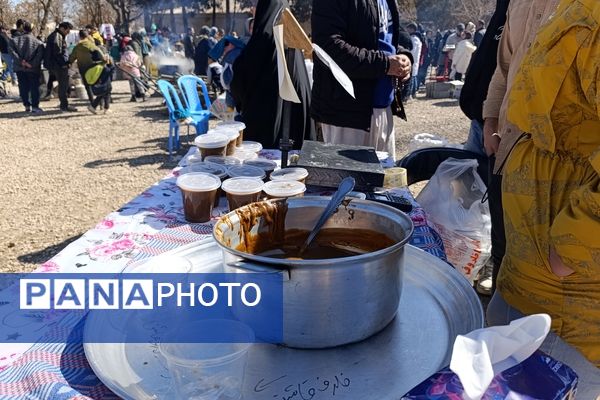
[298,177,356,255]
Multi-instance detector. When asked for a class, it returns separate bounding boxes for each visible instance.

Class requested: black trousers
[16,71,40,108]
[488,155,506,293]
[92,81,112,109]
[52,67,70,109]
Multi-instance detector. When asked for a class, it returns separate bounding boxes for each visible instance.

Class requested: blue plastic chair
[177,75,212,135]
[157,79,184,158]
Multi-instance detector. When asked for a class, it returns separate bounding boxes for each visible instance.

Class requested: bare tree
[451,0,494,22]
[104,0,144,32]
[37,0,53,36]
[398,0,417,21]
[416,0,494,28]
[0,0,17,27]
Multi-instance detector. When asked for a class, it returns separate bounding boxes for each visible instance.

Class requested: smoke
[148,53,194,74]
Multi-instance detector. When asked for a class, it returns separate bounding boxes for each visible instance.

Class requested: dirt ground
[0,80,470,272]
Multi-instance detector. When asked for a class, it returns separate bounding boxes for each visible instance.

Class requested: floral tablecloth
[0,148,446,400]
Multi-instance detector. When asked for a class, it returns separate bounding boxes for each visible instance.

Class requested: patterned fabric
[0,148,446,399]
[501,0,600,366]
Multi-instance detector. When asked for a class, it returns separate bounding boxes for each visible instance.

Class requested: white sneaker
[476,261,493,296]
[103,108,111,114]
[31,107,43,114]
[88,105,97,114]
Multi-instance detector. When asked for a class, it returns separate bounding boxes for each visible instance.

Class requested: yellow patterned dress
[501,0,600,366]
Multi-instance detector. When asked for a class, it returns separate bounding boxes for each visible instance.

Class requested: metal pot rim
[212,196,414,268]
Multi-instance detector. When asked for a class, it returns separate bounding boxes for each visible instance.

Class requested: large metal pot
[212,196,414,348]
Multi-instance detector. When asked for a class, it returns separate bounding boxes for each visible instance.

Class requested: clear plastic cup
[243,158,278,180]
[176,172,222,223]
[383,167,408,189]
[215,121,246,146]
[181,163,229,208]
[239,141,263,154]
[204,155,242,167]
[227,165,266,180]
[194,133,230,160]
[269,167,309,184]
[209,128,239,156]
[263,180,306,199]
[159,320,254,400]
[221,177,264,210]
[186,152,204,165]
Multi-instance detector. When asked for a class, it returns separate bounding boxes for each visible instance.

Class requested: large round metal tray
[83,240,483,399]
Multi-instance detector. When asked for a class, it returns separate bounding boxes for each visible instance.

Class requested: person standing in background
[140,30,152,72]
[44,21,75,112]
[69,29,101,104]
[451,31,476,81]
[474,19,486,47]
[130,32,144,60]
[86,25,104,46]
[120,45,145,102]
[458,0,510,295]
[11,21,44,113]
[194,26,216,76]
[405,22,422,101]
[231,0,316,150]
[12,19,24,38]
[0,25,17,85]
[310,0,413,160]
[183,27,195,60]
[417,30,434,88]
[443,23,464,68]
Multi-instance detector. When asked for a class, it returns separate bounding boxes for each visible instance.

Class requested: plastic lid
[221,177,264,195]
[239,141,263,153]
[181,162,228,179]
[269,167,308,182]
[215,121,246,131]
[176,172,221,192]
[227,165,266,180]
[243,158,278,172]
[208,128,239,141]
[204,155,242,166]
[233,149,258,161]
[263,180,306,197]
[194,133,229,149]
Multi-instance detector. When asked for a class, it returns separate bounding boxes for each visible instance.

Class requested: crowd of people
[0,19,241,114]
[1,20,117,113]
[397,19,485,103]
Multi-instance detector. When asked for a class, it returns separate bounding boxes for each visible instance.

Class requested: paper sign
[311,43,355,99]
[274,24,301,103]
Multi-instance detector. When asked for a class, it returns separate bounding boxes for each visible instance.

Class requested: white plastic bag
[416,158,491,282]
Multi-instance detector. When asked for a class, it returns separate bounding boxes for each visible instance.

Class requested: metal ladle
[298,177,356,255]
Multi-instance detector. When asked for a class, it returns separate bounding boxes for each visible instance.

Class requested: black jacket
[11,33,44,72]
[459,0,510,124]
[44,29,69,70]
[311,0,412,131]
[183,34,195,59]
[0,32,11,54]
